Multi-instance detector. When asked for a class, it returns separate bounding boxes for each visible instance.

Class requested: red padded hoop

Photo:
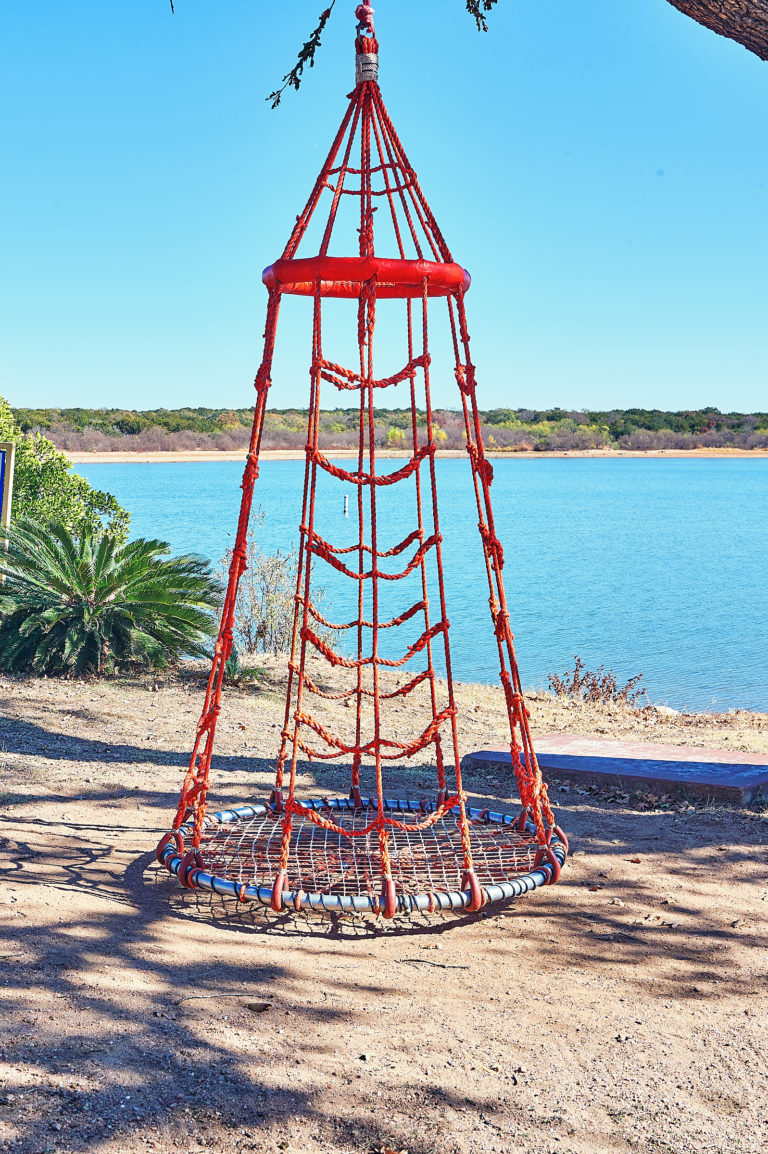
[262,255,471,299]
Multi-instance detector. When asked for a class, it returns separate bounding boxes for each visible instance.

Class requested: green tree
[0,395,129,539]
[113,412,151,435]
[0,518,221,676]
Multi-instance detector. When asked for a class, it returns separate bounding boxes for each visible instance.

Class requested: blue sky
[1,0,766,414]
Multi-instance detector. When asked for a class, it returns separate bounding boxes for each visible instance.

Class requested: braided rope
[168,31,562,914]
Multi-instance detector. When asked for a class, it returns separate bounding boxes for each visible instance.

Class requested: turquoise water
[77,458,768,712]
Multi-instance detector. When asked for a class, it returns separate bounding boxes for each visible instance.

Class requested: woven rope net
[157,17,568,918]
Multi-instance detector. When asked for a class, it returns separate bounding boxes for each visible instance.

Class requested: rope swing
[157,4,568,917]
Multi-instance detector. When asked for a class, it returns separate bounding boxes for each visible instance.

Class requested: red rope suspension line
[368,96,411,260]
[272,289,329,805]
[363,95,447,812]
[329,159,404,178]
[299,618,442,673]
[301,619,446,670]
[174,290,282,839]
[359,76,398,901]
[405,295,447,800]
[274,289,327,889]
[282,92,359,262]
[369,89,430,261]
[416,280,477,890]
[447,292,555,844]
[349,83,375,809]
[319,91,366,259]
[371,85,453,265]
[350,282,368,806]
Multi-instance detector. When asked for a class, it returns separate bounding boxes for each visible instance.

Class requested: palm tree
[0,518,221,676]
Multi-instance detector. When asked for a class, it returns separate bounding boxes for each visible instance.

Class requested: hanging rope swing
[157,4,568,917]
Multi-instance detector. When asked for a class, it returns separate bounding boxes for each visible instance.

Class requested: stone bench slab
[463,735,768,804]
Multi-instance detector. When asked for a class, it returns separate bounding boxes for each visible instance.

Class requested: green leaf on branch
[466,0,500,32]
[267,2,337,109]
[0,395,130,542]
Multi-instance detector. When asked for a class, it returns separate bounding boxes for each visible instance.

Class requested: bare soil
[1,662,767,1154]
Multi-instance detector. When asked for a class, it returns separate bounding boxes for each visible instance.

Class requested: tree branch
[466,0,500,31]
[266,2,337,110]
[665,0,768,61]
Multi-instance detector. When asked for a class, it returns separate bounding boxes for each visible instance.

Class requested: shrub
[217,520,332,657]
[0,518,220,676]
[218,539,301,656]
[548,655,648,706]
[0,395,129,539]
[223,648,265,686]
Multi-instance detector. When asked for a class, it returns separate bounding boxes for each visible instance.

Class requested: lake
[76,457,768,713]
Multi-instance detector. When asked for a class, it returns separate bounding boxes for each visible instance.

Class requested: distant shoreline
[67,447,768,464]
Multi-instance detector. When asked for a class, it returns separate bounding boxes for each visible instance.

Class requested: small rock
[609,898,625,907]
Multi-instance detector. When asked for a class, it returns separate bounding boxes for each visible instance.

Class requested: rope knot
[494,611,510,642]
[356,3,375,36]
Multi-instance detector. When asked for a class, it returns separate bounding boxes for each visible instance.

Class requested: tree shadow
[0,717,268,775]
[475,793,768,1002]
[2,781,766,1152]
[0,829,455,1154]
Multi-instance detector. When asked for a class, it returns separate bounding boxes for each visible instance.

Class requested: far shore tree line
[12,404,768,454]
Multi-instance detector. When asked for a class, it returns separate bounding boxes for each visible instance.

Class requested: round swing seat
[157,797,568,916]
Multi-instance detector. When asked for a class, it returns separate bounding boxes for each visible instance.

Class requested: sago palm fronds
[0,518,221,675]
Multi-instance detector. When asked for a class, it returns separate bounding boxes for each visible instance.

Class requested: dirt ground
[1,662,767,1154]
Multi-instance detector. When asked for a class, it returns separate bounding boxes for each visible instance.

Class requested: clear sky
[1,0,766,414]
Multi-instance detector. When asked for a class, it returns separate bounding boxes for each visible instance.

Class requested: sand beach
[65,447,768,464]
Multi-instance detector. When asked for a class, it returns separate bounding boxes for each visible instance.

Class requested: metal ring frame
[157,797,568,916]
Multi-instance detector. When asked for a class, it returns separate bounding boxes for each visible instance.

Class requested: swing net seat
[164,799,565,915]
[157,8,568,919]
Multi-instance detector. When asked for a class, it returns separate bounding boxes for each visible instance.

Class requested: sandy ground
[64,448,768,464]
[1,662,767,1154]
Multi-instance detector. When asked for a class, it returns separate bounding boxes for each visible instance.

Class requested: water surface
[77,457,768,712]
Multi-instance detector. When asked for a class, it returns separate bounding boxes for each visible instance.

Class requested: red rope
[172,43,561,913]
